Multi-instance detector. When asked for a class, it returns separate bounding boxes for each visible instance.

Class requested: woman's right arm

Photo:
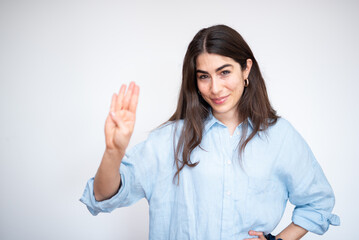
[93,82,140,201]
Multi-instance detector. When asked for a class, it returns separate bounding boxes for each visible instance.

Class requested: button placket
[223,129,233,199]
[220,128,236,238]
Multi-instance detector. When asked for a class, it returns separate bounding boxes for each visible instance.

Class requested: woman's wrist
[104,148,125,165]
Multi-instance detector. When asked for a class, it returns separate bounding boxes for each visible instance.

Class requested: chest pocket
[248,177,277,193]
[244,177,285,228]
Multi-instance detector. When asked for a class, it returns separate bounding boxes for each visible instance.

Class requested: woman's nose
[210,77,222,95]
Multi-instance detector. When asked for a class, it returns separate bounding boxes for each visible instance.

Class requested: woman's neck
[213,111,242,136]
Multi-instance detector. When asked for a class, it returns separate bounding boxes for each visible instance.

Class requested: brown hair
[168,25,279,183]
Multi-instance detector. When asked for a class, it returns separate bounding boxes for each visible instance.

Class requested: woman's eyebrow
[216,64,233,72]
[196,64,233,74]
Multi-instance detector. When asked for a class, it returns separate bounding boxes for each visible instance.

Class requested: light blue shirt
[80,114,340,239]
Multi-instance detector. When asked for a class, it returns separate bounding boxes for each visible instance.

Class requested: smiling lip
[211,95,229,104]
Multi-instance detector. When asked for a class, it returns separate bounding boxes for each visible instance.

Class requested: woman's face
[196,53,252,122]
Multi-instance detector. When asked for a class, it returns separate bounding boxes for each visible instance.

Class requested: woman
[81,25,339,240]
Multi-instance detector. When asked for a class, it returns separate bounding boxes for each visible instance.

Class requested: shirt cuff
[79,167,129,216]
[292,207,340,235]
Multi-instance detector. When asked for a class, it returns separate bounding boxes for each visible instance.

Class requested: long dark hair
[168,25,279,183]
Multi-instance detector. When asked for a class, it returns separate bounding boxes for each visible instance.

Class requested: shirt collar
[203,110,254,135]
[203,111,220,134]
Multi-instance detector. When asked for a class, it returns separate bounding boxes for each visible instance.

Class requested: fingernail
[110,111,115,117]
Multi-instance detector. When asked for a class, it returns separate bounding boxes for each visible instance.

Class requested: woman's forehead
[196,53,237,70]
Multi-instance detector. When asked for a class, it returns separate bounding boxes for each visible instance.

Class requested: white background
[0,0,357,239]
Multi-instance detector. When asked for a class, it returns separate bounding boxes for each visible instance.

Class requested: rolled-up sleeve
[80,140,152,216]
[280,122,340,234]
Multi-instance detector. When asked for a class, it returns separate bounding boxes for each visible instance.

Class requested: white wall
[0,0,357,239]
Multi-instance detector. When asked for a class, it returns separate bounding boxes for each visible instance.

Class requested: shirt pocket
[248,177,277,194]
[244,177,284,228]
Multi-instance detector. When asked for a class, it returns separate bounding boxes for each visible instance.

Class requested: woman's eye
[199,75,209,79]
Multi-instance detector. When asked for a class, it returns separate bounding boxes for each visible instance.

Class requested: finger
[105,112,115,128]
[122,81,135,110]
[249,231,266,240]
[106,94,117,131]
[116,84,126,112]
[104,113,116,142]
[249,230,264,236]
[105,112,115,130]
[129,84,140,113]
[110,93,117,113]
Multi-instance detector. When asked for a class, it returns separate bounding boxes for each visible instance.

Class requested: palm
[112,110,135,149]
[104,82,140,152]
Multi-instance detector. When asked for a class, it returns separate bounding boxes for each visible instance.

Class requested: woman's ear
[243,59,253,79]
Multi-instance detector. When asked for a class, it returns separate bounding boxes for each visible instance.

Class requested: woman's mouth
[211,95,229,104]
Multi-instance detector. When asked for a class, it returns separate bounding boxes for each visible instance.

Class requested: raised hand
[104,82,140,153]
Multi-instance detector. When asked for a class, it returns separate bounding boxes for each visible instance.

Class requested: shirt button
[226,191,231,196]
[227,160,232,165]
[236,132,240,136]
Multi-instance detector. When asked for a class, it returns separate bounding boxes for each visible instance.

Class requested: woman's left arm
[281,122,340,235]
[245,120,340,240]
